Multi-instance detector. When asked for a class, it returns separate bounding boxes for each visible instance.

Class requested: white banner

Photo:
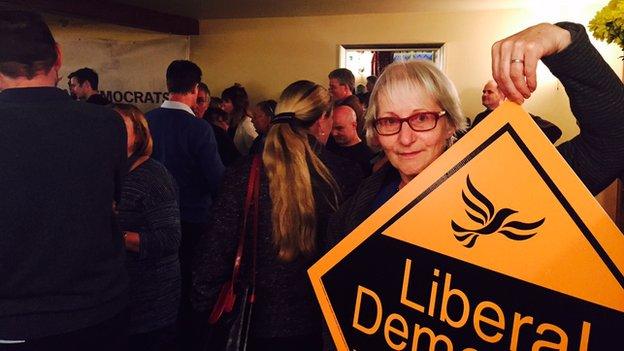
[58,37,190,112]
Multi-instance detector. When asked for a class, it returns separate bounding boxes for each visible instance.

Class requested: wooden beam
[20,0,198,35]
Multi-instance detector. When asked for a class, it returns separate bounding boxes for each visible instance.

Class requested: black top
[327,140,375,176]
[249,134,266,156]
[117,158,181,334]
[549,22,624,194]
[192,139,363,339]
[86,93,112,106]
[211,123,242,166]
[0,87,127,339]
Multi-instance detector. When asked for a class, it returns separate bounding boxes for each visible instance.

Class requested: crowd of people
[1,8,623,351]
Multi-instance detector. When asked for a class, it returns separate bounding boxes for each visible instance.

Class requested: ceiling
[114,0,534,20]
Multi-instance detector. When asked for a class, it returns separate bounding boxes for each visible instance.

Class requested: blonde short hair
[364,60,466,146]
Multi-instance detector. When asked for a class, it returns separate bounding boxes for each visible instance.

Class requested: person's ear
[53,43,62,72]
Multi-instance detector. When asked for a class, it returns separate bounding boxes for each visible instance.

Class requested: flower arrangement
[589,0,624,52]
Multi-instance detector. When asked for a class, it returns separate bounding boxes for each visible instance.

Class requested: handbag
[204,154,261,351]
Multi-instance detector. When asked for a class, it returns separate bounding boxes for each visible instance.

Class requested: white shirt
[161,100,195,116]
[234,116,258,155]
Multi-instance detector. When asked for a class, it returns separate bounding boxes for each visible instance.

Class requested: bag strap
[230,154,262,285]
[249,154,260,303]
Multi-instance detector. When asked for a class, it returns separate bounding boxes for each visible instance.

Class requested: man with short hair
[462,80,562,143]
[328,105,374,175]
[192,82,210,118]
[67,67,111,105]
[146,60,224,350]
[0,10,128,350]
[328,68,365,136]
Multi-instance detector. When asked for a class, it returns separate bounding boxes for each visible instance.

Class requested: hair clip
[271,112,296,124]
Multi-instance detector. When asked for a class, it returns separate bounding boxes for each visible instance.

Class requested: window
[340,43,445,85]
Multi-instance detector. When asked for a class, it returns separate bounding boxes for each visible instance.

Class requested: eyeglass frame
[373,110,447,136]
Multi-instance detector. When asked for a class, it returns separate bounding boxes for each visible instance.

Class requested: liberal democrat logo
[451,175,545,247]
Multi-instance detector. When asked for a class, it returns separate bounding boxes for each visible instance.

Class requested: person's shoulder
[134,158,178,191]
[353,141,374,155]
[86,94,111,105]
[75,102,124,129]
[320,148,365,188]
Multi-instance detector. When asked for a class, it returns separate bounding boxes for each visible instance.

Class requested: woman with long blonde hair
[193,80,363,350]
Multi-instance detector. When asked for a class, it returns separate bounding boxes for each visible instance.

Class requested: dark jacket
[0,87,127,339]
[192,139,363,339]
[465,109,562,143]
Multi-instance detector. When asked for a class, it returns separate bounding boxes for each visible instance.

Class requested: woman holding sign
[329,22,623,243]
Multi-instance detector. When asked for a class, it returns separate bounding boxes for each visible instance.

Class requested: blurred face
[481,81,502,110]
[331,110,358,146]
[122,115,136,157]
[375,85,455,185]
[68,77,86,100]
[310,113,333,145]
[221,99,234,114]
[251,106,270,134]
[329,78,350,101]
[366,80,375,93]
[193,90,209,118]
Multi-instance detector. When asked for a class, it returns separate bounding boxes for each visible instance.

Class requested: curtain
[371,51,395,76]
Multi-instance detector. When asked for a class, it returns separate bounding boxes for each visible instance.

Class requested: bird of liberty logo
[451,175,545,248]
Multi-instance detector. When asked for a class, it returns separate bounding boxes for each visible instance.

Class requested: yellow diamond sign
[309,102,624,351]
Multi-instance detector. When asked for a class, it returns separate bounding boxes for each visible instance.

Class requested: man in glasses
[328,68,365,137]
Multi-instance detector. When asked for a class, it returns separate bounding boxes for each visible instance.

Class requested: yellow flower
[590,0,624,50]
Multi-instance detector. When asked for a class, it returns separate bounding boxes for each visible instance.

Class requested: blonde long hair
[263,80,340,262]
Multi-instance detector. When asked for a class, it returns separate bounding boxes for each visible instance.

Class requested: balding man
[461,80,562,143]
[327,105,374,175]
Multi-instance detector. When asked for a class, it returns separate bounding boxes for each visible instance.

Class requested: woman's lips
[397,150,422,158]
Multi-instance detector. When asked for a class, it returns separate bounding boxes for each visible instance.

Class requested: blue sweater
[146,107,224,223]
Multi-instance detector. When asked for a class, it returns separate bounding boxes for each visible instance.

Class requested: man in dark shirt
[146,60,224,349]
[462,80,562,143]
[0,10,128,350]
[328,68,365,137]
[67,67,111,105]
[327,105,374,175]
